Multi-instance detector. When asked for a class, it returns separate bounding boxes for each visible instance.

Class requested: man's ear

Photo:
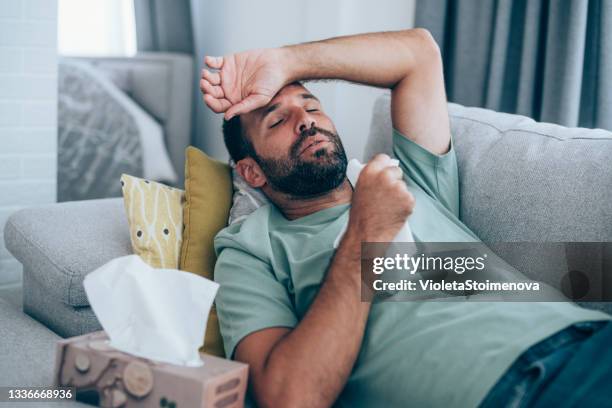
[235,158,267,188]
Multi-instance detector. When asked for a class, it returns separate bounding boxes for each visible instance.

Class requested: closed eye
[306,109,318,113]
[270,119,283,128]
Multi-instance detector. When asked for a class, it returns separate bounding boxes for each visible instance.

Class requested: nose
[294,109,317,135]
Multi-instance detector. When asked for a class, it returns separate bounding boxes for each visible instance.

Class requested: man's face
[241,84,348,197]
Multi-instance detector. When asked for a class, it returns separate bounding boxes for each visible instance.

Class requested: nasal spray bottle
[333,158,418,258]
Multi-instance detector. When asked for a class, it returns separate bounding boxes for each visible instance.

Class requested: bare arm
[284,29,450,154]
[201,28,451,154]
[238,228,367,407]
[233,155,414,407]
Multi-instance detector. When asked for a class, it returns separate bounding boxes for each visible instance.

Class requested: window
[58,0,136,56]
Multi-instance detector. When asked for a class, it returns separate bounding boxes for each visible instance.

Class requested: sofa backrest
[365,93,612,305]
[71,52,193,186]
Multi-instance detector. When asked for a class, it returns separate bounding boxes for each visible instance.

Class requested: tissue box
[53,331,248,408]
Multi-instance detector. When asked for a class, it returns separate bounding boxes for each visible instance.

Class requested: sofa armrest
[3,198,132,307]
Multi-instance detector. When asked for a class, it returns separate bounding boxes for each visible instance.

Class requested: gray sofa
[2,95,612,406]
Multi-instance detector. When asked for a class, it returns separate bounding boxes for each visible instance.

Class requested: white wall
[0,0,58,287]
[191,0,416,161]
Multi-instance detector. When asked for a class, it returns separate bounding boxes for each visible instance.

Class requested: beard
[253,125,348,197]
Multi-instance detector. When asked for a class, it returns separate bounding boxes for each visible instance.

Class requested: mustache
[290,126,339,158]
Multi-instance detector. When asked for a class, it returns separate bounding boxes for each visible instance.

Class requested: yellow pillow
[120,174,185,269]
[180,146,233,357]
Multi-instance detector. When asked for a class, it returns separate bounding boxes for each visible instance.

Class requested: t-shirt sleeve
[214,246,298,358]
[392,128,460,217]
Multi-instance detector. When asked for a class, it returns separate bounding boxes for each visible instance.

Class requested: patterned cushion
[120,174,185,269]
[228,164,270,225]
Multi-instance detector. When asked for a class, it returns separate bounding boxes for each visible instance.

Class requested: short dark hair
[222,115,256,163]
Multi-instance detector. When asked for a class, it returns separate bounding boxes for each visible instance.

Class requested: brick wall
[0,0,58,287]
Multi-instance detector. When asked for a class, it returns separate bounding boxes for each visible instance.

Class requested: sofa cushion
[0,298,94,407]
[228,166,271,225]
[120,174,185,269]
[4,198,132,307]
[180,146,233,357]
[0,296,60,386]
[365,96,612,243]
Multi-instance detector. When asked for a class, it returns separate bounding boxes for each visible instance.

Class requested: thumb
[225,94,270,120]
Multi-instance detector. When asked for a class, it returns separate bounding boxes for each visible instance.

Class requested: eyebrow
[301,93,319,102]
[260,93,320,122]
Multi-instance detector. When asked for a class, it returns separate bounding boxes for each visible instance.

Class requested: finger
[204,95,231,114]
[199,78,224,99]
[201,69,221,85]
[204,56,224,69]
[383,166,403,181]
[203,94,232,114]
[225,94,270,120]
[366,153,393,171]
[371,153,392,164]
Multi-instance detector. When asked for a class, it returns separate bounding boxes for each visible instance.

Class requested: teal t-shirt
[214,130,609,407]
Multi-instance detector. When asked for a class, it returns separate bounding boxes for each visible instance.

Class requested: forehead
[240,84,318,137]
[244,84,314,119]
[270,82,311,103]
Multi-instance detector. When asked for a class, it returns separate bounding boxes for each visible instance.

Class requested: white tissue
[334,159,417,253]
[83,255,219,367]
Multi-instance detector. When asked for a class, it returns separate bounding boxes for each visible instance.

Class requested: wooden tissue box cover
[53,331,248,408]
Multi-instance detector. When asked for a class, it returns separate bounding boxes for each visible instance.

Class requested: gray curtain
[133,0,197,151]
[416,0,612,130]
[134,0,194,53]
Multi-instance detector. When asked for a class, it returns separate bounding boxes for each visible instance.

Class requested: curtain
[133,0,193,53]
[415,0,612,130]
[133,0,196,152]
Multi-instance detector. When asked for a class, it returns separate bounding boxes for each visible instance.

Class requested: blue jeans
[479,320,612,408]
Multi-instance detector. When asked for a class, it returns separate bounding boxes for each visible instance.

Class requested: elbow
[402,28,443,68]
[411,28,441,55]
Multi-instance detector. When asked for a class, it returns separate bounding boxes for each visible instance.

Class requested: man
[200,29,611,407]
